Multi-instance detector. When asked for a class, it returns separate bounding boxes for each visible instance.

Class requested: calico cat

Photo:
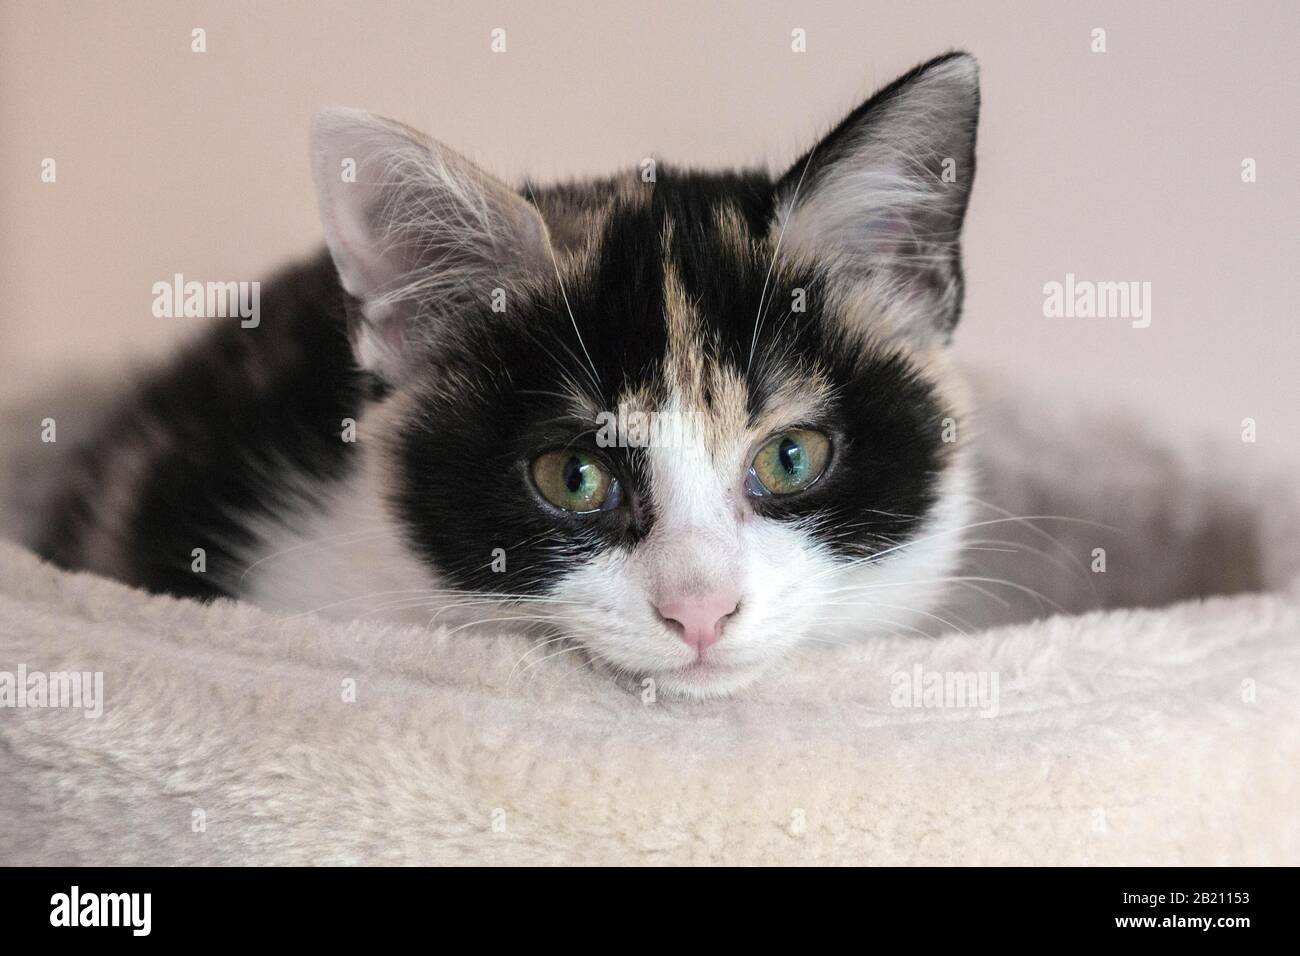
[35,52,980,698]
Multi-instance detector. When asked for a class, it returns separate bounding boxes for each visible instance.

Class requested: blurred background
[3,0,1298,458]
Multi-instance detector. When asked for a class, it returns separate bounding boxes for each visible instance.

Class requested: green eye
[747,429,831,497]
[531,450,620,513]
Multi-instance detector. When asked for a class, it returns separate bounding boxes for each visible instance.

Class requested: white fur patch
[235,397,436,625]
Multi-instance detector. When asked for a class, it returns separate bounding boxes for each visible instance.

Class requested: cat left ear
[773,52,980,340]
[310,108,553,382]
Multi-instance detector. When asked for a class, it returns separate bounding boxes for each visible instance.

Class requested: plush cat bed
[1,371,1298,865]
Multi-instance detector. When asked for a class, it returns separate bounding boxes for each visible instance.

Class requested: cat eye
[531,450,622,513]
[746,429,831,497]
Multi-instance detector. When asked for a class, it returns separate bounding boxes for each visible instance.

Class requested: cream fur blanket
[1,371,1298,865]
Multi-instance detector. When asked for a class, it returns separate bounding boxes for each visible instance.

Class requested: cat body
[34,53,980,697]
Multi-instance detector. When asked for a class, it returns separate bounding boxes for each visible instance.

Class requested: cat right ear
[772,53,980,342]
[310,108,553,382]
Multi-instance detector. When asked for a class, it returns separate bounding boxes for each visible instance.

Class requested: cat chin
[611,656,777,700]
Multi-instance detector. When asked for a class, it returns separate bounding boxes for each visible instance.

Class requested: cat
[34,51,980,699]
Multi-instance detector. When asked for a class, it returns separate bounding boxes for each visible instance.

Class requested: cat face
[311,53,979,697]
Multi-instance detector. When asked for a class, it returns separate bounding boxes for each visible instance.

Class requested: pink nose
[656,590,740,652]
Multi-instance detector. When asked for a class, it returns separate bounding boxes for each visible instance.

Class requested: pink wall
[3,1,1297,457]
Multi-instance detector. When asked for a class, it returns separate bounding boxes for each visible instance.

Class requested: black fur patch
[36,253,375,598]
[392,167,953,595]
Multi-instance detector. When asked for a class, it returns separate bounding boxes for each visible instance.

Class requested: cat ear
[310,108,553,381]
[773,52,979,340]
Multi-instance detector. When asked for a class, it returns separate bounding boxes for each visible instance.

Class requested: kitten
[35,52,979,698]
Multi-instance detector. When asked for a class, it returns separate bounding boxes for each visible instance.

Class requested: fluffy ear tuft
[774,52,980,341]
[310,108,552,382]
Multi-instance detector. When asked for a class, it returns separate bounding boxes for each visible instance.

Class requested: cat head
[310,52,979,697]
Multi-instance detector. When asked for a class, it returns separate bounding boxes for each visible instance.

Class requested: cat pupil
[778,438,804,476]
[563,457,585,494]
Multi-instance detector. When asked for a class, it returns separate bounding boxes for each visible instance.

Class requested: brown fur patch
[655,223,749,452]
[713,201,760,264]
[530,174,648,263]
